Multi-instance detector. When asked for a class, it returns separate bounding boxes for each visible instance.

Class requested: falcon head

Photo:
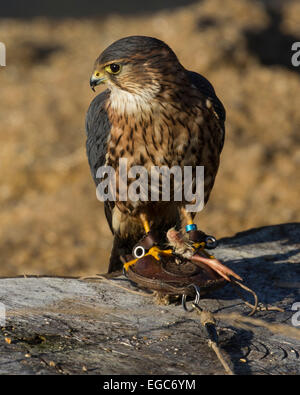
[90,36,186,100]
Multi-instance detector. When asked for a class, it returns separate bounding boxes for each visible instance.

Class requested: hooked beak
[90,71,107,92]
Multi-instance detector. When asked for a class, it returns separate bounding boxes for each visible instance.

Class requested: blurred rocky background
[0,0,299,276]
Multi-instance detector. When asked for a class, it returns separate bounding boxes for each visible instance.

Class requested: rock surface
[0,223,299,375]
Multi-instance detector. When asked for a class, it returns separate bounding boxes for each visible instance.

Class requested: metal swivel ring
[205,235,218,249]
[133,245,146,259]
[182,284,201,312]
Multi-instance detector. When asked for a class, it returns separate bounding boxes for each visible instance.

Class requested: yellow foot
[192,242,215,259]
[192,241,206,251]
[123,257,139,272]
[147,246,173,261]
[123,246,173,272]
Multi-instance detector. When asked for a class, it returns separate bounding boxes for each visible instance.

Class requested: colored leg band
[185,224,197,232]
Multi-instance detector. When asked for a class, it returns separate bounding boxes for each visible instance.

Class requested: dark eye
[109,63,121,74]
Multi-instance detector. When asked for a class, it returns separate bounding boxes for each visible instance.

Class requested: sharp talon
[191,254,243,282]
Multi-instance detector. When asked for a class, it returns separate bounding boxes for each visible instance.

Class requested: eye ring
[105,63,121,75]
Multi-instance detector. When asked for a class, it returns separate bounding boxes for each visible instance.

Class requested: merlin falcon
[86,36,238,282]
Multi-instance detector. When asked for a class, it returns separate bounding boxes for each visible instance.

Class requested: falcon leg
[181,206,215,246]
[180,207,242,282]
[140,213,151,234]
[180,207,202,240]
[138,213,173,259]
[123,213,173,272]
[181,208,195,228]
